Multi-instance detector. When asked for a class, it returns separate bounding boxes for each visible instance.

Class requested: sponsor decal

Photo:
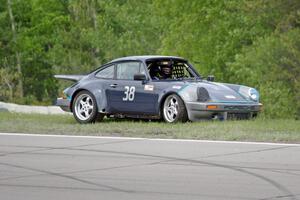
[172,85,182,89]
[225,95,236,99]
[144,84,154,91]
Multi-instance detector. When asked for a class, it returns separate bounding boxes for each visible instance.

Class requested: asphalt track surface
[0,133,300,200]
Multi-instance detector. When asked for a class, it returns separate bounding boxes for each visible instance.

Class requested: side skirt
[106,113,161,120]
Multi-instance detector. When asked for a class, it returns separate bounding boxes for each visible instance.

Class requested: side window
[116,62,145,80]
[95,65,114,79]
[173,63,193,78]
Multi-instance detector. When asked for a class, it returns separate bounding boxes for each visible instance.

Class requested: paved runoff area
[0,133,300,200]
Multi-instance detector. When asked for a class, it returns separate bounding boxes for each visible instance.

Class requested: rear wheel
[72,90,104,123]
[162,94,188,123]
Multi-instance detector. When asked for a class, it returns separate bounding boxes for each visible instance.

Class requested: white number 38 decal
[123,86,135,101]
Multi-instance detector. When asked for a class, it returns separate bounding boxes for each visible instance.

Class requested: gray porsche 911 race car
[55,55,262,123]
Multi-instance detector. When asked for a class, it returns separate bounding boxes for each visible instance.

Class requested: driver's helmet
[160,65,173,79]
[161,65,172,75]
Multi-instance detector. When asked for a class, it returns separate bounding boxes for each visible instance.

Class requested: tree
[7,0,23,97]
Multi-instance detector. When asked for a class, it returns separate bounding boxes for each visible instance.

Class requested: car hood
[179,81,252,103]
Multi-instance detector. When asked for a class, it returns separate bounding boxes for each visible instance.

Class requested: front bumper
[56,98,71,112]
[185,101,262,121]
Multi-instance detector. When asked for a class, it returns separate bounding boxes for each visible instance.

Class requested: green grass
[0,112,299,143]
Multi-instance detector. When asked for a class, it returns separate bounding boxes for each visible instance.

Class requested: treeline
[0,0,299,119]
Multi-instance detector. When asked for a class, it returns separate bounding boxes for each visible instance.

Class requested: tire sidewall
[162,94,187,123]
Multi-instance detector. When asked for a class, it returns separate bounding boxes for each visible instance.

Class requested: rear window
[95,65,114,79]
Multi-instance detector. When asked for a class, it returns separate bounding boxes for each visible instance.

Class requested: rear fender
[70,86,107,113]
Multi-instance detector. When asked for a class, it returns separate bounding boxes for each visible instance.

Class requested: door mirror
[134,74,146,81]
[207,75,215,82]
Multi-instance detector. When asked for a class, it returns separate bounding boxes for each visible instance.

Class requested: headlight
[248,88,259,102]
[197,87,210,102]
[238,86,260,102]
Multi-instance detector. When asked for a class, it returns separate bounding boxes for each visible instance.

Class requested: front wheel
[72,90,103,123]
[162,94,188,123]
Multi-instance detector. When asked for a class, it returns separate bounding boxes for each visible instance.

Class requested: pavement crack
[199,146,295,159]
[60,147,297,200]
[260,193,300,200]
[0,162,133,193]
[0,139,142,157]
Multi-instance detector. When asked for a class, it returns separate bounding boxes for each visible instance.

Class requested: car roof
[108,55,187,63]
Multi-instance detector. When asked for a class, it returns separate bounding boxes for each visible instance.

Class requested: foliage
[229,29,300,118]
[0,0,299,118]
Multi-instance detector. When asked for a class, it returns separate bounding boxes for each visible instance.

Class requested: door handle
[110,83,118,88]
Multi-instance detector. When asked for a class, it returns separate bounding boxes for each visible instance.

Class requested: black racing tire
[72,90,104,124]
[162,94,188,123]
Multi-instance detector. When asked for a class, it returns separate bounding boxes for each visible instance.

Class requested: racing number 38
[123,86,135,101]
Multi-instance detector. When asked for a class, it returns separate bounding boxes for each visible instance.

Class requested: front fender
[158,84,192,118]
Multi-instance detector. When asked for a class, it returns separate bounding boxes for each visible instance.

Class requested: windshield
[147,59,200,80]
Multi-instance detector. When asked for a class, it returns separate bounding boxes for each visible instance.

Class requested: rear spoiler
[54,75,85,82]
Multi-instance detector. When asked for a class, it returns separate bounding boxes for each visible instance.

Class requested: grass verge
[0,112,299,143]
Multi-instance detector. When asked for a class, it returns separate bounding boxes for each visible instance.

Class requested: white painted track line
[0,132,299,146]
